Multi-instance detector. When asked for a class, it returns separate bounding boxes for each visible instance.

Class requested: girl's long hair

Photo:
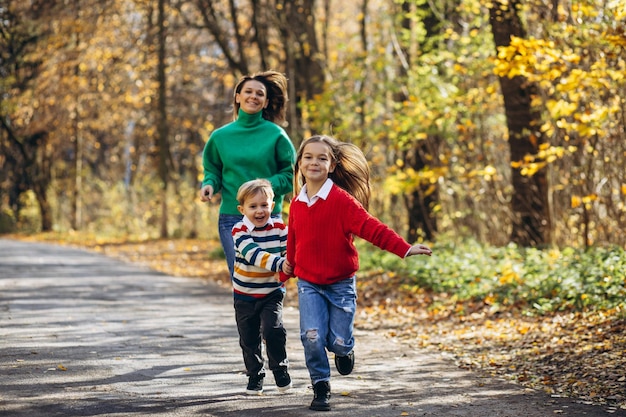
[233,70,289,126]
[295,135,371,210]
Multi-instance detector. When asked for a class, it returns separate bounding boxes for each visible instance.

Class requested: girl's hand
[282,259,293,275]
[407,243,432,257]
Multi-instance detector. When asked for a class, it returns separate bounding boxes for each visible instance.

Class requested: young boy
[231,178,293,395]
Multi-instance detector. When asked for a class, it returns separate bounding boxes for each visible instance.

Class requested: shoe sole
[309,404,331,411]
[245,389,263,395]
[277,382,292,393]
[335,352,354,375]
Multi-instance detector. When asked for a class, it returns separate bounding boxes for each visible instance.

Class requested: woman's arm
[267,133,296,196]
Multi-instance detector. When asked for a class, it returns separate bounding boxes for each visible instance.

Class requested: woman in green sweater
[199,70,296,279]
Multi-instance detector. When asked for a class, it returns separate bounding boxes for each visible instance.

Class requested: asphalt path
[1,238,623,417]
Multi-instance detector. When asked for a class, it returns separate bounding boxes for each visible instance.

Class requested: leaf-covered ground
[357,272,626,413]
[10,235,625,412]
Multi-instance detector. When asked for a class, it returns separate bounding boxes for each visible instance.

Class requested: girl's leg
[297,279,331,384]
[261,290,288,371]
[326,276,356,357]
[234,299,265,377]
[218,214,243,278]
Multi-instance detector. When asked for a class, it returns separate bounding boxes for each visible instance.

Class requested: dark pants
[234,290,289,377]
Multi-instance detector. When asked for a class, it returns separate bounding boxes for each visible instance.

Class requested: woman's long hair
[295,135,371,210]
[233,70,289,126]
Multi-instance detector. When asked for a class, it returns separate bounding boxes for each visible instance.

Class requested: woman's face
[235,80,268,114]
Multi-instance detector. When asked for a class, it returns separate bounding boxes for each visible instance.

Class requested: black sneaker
[334,351,355,375]
[273,369,292,392]
[309,380,331,411]
[246,373,264,395]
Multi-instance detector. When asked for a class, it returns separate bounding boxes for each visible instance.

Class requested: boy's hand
[278,259,293,282]
[407,243,432,257]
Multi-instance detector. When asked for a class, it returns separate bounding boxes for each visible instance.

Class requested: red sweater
[285,184,410,285]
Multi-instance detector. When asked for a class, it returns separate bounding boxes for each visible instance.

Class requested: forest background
[1,0,625,412]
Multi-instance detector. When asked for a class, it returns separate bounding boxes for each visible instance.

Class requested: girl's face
[237,191,274,228]
[235,80,268,114]
[299,141,335,186]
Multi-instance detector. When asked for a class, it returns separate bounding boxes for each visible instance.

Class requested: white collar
[296,178,334,203]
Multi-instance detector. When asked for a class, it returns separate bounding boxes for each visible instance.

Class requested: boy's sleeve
[232,225,285,273]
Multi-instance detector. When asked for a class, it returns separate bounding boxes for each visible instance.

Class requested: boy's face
[238,191,275,228]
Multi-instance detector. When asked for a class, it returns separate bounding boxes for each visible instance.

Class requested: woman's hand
[199,185,214,202]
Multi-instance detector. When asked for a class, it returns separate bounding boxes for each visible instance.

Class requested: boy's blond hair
[236,179,275,205]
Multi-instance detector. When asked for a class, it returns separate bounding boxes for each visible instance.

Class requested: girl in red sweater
[282,135,432,411]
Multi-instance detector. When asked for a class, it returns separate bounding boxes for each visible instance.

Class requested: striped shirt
[231,216,287,301]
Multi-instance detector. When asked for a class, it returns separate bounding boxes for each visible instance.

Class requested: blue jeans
[297,277,356,384]
[218,213,282,279]
[218,214,243,279]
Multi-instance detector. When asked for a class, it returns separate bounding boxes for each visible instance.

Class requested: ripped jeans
[297,277,356,384]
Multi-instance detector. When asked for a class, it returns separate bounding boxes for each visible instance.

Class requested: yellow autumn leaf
[581,194,597,204]
[546,99,577,118]
[57,364,67,371]
[484,294,497,305]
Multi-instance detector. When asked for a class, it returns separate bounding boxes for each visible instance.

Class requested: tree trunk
[277,0,324,133]
[23,130,53,231]
[397,0,439,242]
[33,180,53,232]
[157,0,171,238]
[71,0,82,231]
[489,0,551,246]
[403,141,439,242]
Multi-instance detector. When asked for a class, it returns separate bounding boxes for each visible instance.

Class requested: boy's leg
[260,291,288,371]
[234,299,265,377]
[297,279,332,384]
[261,291,291,391]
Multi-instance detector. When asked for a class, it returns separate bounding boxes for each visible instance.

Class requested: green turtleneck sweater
[201,109,296,215]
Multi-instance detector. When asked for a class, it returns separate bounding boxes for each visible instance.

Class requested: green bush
[358,239,626,315]
[0,208,17,233]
